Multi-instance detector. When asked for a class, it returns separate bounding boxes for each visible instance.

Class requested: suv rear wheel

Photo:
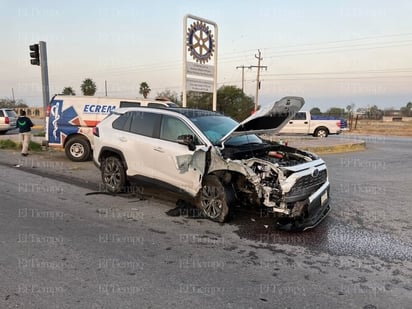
[195,175,229,223]
[101,156,127,193]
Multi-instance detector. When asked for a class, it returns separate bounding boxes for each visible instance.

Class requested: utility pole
[249,49,267,111]
[236,50,267,111]
[236,65,247,94]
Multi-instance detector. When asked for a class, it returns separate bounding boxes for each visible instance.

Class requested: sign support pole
[39,41,50,119]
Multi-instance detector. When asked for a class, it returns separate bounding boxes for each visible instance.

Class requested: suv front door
[150,114,204,195]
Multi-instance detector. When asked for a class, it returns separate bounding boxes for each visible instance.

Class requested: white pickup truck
[279,111,344,137]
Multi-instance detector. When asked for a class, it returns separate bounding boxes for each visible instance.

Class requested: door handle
[304,121,308,124]
[289,121,293,124]
[153,147,165,153]
[119,136,127,142]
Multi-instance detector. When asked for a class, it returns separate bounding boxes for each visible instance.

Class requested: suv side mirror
[177,134,196,151]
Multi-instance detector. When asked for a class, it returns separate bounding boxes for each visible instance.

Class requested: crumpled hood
[219,96,305,144]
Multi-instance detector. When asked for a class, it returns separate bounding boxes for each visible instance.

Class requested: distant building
[15,107,45,118]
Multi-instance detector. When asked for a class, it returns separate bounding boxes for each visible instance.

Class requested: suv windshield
[189,114,262,146]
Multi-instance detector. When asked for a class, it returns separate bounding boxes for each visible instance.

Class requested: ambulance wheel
[65,137,91,162]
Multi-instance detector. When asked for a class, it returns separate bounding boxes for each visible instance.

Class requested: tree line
[61,78,255,121]
[61,79,152,98]
[311,102,412,119]
[4,75,411,122]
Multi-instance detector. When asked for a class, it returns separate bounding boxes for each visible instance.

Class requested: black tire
[0,130,7,135]
[101,156,127,193]
[314,127,329,138]
[195,175,229,223]
[65,137,91,162]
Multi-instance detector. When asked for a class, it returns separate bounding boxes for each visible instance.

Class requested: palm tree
[62,86,76,95]
[81,78,97,96]
[139,82,151,98]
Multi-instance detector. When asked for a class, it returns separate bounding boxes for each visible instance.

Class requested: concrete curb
[294,141,366,154]
[262,135,366,155]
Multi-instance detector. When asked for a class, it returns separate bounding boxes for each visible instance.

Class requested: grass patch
[0,139,18,149]
[29,140,42,151]
[33,131,45,137]
[0,139,42,152]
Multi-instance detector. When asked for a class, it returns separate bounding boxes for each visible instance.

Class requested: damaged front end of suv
[190,97,330,231]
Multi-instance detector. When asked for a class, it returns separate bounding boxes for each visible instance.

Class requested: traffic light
[29,44,40,65]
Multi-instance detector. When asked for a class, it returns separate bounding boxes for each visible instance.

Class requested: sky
[1,0,412,112]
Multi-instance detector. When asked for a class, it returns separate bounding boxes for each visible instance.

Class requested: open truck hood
[219,96,305,144]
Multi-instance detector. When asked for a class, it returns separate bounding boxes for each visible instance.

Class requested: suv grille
[286,169,327,200]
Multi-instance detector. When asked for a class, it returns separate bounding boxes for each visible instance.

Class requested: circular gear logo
[187,21,215,64]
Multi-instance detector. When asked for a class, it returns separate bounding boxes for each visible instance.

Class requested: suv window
[147,102,168,108]
[130,111,160,137]
[160,115,200,143]
[6,110,17,117]
[120,101,141,108]
[0,110,4,117]
[112,112,133,131]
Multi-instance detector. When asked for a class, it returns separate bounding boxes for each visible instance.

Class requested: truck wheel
[101,156,127,193]
[65,137,91,162]
[195,175,229,223]
[314,127,329,138]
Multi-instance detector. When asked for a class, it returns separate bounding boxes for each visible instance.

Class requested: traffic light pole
[39,41,50,115]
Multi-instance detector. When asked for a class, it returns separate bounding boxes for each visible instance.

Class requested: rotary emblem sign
[186,21,215,64]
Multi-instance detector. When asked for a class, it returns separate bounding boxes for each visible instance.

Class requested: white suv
[93,97,330,230]
[0,108,18,134]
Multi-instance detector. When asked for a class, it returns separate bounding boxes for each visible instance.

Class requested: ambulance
[46,95,178,161]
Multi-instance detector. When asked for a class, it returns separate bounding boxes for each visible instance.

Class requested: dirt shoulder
[348,119,412,137]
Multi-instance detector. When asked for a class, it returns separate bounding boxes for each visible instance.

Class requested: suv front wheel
[196,175,229,223]
[101,156,127,193]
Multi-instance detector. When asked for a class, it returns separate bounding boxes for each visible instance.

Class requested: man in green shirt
[16,110,34,156]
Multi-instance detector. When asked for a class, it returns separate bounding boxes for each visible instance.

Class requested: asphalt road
[0,135,411,309]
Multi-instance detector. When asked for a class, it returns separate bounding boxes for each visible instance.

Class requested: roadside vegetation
[33,131,45,137]
[0,139,42,151]
[348,120,412,137]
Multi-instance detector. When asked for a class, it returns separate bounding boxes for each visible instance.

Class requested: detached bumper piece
[276,182,330,231]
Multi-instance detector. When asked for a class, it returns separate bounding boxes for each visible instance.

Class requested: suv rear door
[118,111,161,178]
